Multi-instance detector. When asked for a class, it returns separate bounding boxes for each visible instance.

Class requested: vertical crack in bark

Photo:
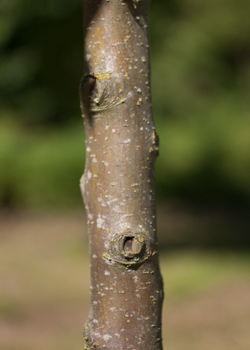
[80,1,163,349]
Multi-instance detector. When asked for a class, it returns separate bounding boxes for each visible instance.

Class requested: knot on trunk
[80,72,125,116]
[106,230,156,267]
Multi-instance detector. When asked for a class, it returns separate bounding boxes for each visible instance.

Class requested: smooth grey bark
[80,1,163,349]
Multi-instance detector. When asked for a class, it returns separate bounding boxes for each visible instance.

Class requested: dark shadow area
[157,200,250,250]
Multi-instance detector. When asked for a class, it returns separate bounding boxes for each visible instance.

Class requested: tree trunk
[80,1,163,349]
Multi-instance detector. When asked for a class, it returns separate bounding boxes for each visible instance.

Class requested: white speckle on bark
[87,171,92,179]
[85,54,91,61]
[97,214,105,229]
[103,334,112,341]
[113,205,120,213]
[133,275,139,283]
[104,270,111,276]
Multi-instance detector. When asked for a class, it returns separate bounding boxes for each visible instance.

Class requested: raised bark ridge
[80,1,163,349]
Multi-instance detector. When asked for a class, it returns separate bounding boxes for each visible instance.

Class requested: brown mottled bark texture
[79,0,163,349]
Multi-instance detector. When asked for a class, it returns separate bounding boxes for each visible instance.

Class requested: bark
[80,1,163,349]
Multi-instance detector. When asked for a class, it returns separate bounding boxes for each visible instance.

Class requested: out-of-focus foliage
[0,0,250,209]
[150,0,250,202]
[0,119,85,208]
[0,0,82,125]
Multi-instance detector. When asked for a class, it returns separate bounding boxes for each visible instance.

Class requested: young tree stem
[80,1,163,349]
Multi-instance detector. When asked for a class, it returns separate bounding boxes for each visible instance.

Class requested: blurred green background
[1,1,250,349]
[1,0,250,246]
[1,0,250,206]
